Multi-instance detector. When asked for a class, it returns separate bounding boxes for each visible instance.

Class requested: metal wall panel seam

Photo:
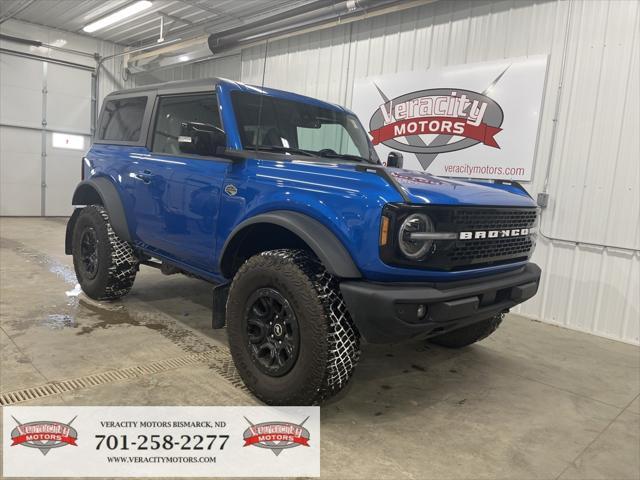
[602,5,640,251]
[539,240,554,324]
[546,0,584,239]
[0,123,90,136]
[591,247,610,335]
[619,251,638,341]
[573,0,611,245]
[541,0,573,194]
[40,61,46,216]
[564,242,581,327]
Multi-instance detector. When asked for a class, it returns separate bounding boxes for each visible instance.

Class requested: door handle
[135,170,153,183]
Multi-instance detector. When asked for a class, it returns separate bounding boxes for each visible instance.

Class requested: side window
[98,96,147,142]
[297,123,360,155]
[152,93,221,155]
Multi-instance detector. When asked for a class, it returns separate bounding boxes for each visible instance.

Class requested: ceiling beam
[0,0,36,25]
[174,0,241,22]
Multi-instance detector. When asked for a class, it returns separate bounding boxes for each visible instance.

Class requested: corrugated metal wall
[239,0,639,344]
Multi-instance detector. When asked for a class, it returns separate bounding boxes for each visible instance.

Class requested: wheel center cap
[273,323,283,337]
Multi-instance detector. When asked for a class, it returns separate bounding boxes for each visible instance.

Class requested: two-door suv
[66,78,541,405]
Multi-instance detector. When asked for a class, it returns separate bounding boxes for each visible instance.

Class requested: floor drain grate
[0,348,243,406]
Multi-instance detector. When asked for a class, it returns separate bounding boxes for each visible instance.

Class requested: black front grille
[448,236,534,262]
[452,208,538,231]
[381,205,538,271]
[435,207,538,270]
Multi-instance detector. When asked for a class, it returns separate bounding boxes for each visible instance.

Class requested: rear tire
[226,249,360,405]
[72,205,138,300]
[429,313,504,348]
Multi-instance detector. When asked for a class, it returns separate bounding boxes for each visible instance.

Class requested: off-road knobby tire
[226,249,361,405]
[429,313,504,348]
[72,205,138,300]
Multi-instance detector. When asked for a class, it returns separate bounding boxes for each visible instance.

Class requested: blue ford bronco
[66,78,541,405]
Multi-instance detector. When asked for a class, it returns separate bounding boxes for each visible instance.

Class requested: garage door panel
[1,53,91,216]
[0,53,42,88]
[0,151,40,184]
[46,64,91,133]
[0,54,43,128]
[0,182,41,216]
[47,64,90,96]
[0,127,41,154]
[0,126,41,215]
[45,132,86,216]
[0,84,43,128]
[47,97,90,133]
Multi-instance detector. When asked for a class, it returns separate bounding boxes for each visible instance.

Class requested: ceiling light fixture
[83,1,153,33]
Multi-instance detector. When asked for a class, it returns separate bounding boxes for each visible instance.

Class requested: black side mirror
[387,151,403,168]
[179,122,226,156]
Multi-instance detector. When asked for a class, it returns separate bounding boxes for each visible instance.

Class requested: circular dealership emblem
[369,88,504,154]
[243,418,310,456]
[10,419,78,456]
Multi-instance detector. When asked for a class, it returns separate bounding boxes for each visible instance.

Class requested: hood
[388,169,535,207]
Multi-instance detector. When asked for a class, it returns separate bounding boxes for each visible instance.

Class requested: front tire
[226,249,360,405]
[429,313,504,348]
[72,205,138,300]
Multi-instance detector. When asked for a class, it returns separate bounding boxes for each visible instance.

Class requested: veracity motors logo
[10,415,78,456]
[368,65,510,171]
[242,416,310,456]
[369,88,503,153]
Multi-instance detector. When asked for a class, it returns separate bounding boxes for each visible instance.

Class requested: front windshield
[231,91,378,163]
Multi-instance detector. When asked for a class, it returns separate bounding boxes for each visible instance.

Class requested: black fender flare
[65,178,132,254]
[220,211,361,279]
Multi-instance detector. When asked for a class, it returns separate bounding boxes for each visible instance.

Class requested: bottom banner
[2,406,320,477]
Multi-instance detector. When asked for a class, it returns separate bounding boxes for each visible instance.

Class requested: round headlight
[398,213,434,259]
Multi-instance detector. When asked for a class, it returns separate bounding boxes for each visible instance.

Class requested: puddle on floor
[3,236,222,355]
[1,238,78,286]
[43,314,76,329]
[75,298,167,335]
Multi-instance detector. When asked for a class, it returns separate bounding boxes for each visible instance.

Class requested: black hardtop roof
[105,77,234,97]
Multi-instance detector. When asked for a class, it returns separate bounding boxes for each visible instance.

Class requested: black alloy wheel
[226,249,361,405]
[244,288,300,377]
[79,227,99,279]
[71,205,139,300]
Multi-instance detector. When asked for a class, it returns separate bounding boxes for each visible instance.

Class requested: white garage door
[0,53,92,216]
[0,54,43,216]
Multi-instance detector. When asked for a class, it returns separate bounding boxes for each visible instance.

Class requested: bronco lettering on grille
[459,228,531,240]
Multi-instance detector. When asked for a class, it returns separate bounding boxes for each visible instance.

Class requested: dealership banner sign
[3,406,320,477]
[352,55,548,181]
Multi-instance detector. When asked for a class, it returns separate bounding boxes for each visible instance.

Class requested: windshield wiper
[254,145,314,157]
[316,151,371,163]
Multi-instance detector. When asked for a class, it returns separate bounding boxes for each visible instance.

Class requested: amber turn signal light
[380,216,390,246]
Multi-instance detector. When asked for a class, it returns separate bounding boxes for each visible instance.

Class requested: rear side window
[98,96,147,142]
[152,93,221,155]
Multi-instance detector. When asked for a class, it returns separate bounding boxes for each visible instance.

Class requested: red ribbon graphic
[369,116,501,148]
[244,434,309,447]
[12,434,77,446]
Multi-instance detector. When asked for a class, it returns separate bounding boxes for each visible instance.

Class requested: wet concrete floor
[1,217,638,479]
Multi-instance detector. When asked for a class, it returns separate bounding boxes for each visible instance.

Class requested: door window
[152,94,221,155]
[98,96,147,142]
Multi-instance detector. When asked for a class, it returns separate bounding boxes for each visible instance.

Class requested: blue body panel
[84,79,537,284]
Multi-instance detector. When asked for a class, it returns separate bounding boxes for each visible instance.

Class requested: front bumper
[339,263,541,343]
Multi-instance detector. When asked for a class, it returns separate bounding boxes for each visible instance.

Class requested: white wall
[0,19,126,216]
[239,0,639,344]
